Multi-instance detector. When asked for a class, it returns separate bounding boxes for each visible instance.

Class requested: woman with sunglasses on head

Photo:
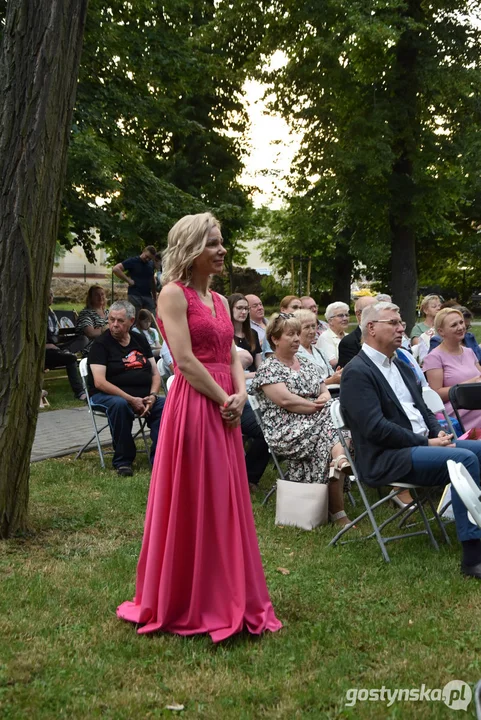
[316,301,350,368]
[228,293,262,378]
[250,312,353,526]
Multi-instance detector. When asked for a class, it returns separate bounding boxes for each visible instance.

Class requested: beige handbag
[275,479,329,530]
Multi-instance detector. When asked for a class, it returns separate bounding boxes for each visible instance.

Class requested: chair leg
[411,488,439,551]
[262,484,277,506]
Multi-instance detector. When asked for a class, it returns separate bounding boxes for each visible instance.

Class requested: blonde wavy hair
[161,212,220,286]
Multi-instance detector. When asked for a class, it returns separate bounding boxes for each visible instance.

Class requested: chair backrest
[247,393,260,411]
[422,386,457,437]
[157,357,165,377]
[449,383,481,411]
[329,398,346,430]
[79,358,89,378]
[166,375,175,392]
[447,459,481,529]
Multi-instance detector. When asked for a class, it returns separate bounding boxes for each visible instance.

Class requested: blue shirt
[122,256,154,297]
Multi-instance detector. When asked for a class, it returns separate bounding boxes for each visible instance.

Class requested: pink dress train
[116,283,282,642]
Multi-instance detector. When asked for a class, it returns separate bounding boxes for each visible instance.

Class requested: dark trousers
[90,392,165,468]
[241,403,270,485]
[45,348,84,398]
[128,294,156,316]
[398,440,481,542]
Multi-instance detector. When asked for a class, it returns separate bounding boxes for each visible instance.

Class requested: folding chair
[156,357,172,395]
[75,358,151,469]
[448,383,481,435]
[247,393,288,506]
[329,399,450,562]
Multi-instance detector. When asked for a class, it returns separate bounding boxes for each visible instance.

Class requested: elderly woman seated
[250,313,352,526]
[76,285,109,356]
[316,301,350,368]
[294,309,342,390]
[423,307,481,432]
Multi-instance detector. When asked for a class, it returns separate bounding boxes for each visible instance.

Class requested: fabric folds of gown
[117,285,282,642]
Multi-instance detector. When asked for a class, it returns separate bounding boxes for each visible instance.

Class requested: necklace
[276,353,299,369]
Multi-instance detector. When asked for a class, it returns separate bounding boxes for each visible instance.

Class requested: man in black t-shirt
[112,246,157,315]
[88,300,165,476]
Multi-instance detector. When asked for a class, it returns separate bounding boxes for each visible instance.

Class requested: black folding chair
[448,383,481,434]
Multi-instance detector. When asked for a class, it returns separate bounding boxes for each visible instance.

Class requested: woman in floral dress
[250,313,352,526]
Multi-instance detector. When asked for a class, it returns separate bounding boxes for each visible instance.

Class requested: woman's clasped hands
[220,392,247,427]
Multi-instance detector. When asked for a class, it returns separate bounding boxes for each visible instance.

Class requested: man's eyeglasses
[371,319,407,329]
[331,313,350,319]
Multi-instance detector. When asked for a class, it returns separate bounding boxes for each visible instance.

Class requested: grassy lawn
[2,452,481,719]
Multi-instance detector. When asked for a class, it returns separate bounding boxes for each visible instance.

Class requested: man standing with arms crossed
[113,245,157,315]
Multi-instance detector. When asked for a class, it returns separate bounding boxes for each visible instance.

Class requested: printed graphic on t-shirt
[123,350,147,370]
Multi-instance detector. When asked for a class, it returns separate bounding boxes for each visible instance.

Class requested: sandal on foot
[329,510,356,528]
[329,454,352,480]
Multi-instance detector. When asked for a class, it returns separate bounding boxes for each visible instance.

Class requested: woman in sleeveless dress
[117,213,282,642]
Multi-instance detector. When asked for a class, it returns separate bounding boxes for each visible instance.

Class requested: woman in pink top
[423,308,481,432]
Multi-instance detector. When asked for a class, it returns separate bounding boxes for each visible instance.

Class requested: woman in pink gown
[117,213,282,642]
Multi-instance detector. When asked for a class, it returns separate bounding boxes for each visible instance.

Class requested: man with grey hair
[88,300,165,476]
[341,301,481,578]
[338,295,378,367]
[316,301,350,367]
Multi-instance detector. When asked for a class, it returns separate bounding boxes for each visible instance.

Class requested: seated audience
[228,293,262,377]
[338,296,377,367]
[410,294,442,345]
[45,290,85,401]
[429,305,481,363]
[250,313,353,526]
[316,301,350,367]
[300,296,329,340]
[76,285,109,357]
[133,309,162,358]
[88,300,165,476]
[294,309,342,389]
[423,308,481,432]
[341,300,481,578]
[245,294,267,343]
[262,295,303,358]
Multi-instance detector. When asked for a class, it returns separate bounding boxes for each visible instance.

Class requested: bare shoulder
[216,292,230,312]
[157,282,187,318]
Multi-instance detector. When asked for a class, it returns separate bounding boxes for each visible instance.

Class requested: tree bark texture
[0,0,88,537]
[331,239,353,306]
[388,0,422,331]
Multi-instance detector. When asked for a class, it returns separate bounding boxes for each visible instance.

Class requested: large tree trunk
[0,0,88,538]
[331,239,353,306]
[391,222,418,332]
[388,0,422,332]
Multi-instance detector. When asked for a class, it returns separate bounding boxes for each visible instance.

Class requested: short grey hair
[325,301,349,321]
[360,302,400,336]
[109,300,136,319]
[376,293,392,303]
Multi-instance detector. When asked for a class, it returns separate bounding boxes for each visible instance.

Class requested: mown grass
[2,452,481,719]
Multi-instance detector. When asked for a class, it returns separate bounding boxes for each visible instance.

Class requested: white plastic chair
[447,460,481,529]
[329,399,450,562]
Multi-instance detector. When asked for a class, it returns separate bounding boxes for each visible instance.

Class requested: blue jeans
[398,440,481,542]
[90,392,165,468]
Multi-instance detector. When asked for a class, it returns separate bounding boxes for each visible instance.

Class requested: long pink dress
[116,283,282,642]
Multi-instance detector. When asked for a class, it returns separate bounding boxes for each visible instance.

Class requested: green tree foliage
[62,0,253,262]
[239,0,481,327]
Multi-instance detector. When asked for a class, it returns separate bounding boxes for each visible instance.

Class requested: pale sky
[240,77,300,209]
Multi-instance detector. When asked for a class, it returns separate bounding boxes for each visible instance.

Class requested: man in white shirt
[245,294,267,343]
[316,301,350,367]
[341,301,481,579]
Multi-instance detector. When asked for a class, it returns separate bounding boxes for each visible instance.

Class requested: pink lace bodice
[158,283,233,366]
